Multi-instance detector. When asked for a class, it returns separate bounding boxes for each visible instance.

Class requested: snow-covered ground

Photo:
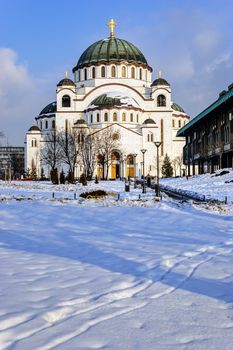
[161,169,233,204]
[0,180,233,349]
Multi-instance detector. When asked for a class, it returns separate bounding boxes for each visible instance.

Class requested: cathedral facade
[25,20,189,179]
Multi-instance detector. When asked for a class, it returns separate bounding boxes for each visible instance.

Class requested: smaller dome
[151,78,170,87]
[143,118,156,124]
[39,102,57,116]
[57,78,75,87]
[172,102,185,113]
[74,119,87,125]
[28,125,40,132]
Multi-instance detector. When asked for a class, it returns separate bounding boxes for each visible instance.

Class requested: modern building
[0,147,24,180]
[25,20,189,179]
[177,83,233,175]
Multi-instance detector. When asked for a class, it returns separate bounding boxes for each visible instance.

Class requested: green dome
[73,37,149,71]
[172,102,185,113]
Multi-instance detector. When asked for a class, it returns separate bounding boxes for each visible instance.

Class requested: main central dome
[73,37,149,71]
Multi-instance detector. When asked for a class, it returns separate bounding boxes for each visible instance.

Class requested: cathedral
[25,20,189,179]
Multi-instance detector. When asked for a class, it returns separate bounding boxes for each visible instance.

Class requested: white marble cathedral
[25,19,189,179]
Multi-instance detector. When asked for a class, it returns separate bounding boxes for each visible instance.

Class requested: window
[40,121,42,129]
[147,132,153,142]
[139,68,142,80]
[90,114,93,123]
[104,112,108,122]
[78,70,81,81]
[62,95,71,107]
[130,113,133,122]
[111,66,116,77]
[113,112,117,121]
[97,113,100,122]
[122,112,126,122]
[31,139,37,147]
[121,66,126,77]
[45,120,48,129]
[157,94,166,107]
[84,68,87,80]
[178,120,181,128]
[101,66,106,78]
[92,67,96,79]
[131,67,135,78]
[137,114,139,123]
[52,120,55,129]
[172,119,175,128]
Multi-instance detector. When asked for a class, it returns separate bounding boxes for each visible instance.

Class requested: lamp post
[140,149,147,193]
[132,153,137,188]
[154,142,162,197]
[124,155,127,180]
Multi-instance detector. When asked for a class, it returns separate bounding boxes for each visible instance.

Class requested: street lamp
[124,155,127,180]
[132,153,137,188]
[154,142,162,197]
[140,149,147,193]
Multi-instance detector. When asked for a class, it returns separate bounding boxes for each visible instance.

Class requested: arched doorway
[111,151,120,179]
[126,154,135,177]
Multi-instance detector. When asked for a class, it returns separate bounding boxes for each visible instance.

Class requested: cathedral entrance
[111,151,120,179]
[126,154,135,177]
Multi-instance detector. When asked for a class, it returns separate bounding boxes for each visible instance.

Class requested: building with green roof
[177,84,233,175]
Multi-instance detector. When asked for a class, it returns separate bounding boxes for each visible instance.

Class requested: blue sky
[0,0,233,145]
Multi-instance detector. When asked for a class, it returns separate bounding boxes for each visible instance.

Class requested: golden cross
[108,19,117,38]
[65,71,68,79]
[158,70,162,78]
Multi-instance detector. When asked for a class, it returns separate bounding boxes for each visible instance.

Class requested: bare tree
[80,131,99,180]
[96,126,121,179]
[58,127,82,182]
[40,130,63,172]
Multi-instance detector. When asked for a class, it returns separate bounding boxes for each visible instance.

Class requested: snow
[0,180,233,349]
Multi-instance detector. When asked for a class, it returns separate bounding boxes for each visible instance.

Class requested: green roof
[172,102,185,113]
[177,88,233,136]
[73,37,149,71]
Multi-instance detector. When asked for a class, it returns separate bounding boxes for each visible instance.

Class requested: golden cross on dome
[108,19,117,38]
[158,70,162,78]
[65,71,69,79]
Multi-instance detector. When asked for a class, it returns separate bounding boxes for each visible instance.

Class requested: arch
[104,112,108,122]
[78,70,81,81]
[84,68,87,80]
[101,66,106,78]
[111,151,121,179]
[62,95,71,107]
[126,154,135,177]
[92,67,96,79]
[121,66,126,78]
[178,119,181,128]
[139,68,142,80]
[147,132,153,142]
[131,66,135,78]
[130,113,134,122]
[122,112,126,122]
[113,112,117,122]
[45,120,48,129]
[111,65,116,77]
[90,114,93,123]
[40,121,42,129]
[96,113,100,123]
[157,94,166,107]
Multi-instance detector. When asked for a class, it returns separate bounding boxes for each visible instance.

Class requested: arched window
[52,120,55,129]
[137,114,139,123]
[130,113,134,122]
[101,66,106,78]
[121,66,126,77]
[139,68,142,80]
[78,70,81,81]
[178,120,181,128]
[97,113,100,123]
[31,139,37,147]
[45,120,48,129]
[172,119,175,128]
[131,67,135,78]
[111,66,116,77]
[147,132,153,142]
[145,70,148,81]
[92,67,96,79]
[157,94,166,107]
[90,114,93,123]
[62,95,71,107]
[122,112,126,122]
[84,68,87,80]
[40,121,42,129]
[104,112,108,122]
[113,112,117,121]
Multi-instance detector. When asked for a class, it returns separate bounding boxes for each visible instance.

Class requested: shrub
[80,190,107,199]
